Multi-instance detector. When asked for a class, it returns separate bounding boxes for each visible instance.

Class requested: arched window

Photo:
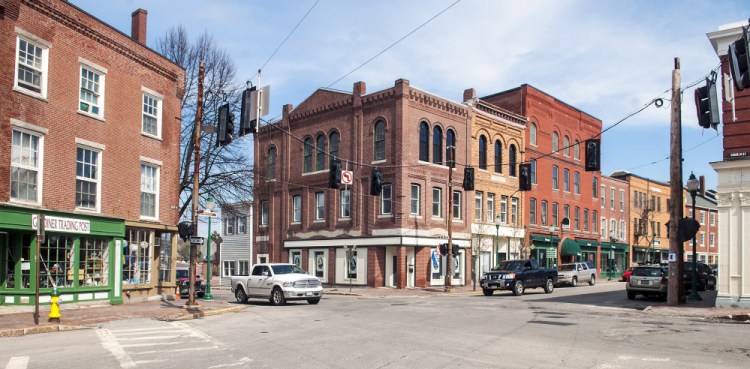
[374,120,385,161]
[267,146,276,180]
[316,134,326,171]
[574,140,580,160]
[419,122,429,161]
[494,140,502,174]
[446,129,456,166]
[329,131,339,159]
[530,123,537,146]
[509,144,517,177]
[552,132,559,153]
[433,126,443,165]
[303,138,313,173]
[563,136,570,157]
[478,135,487,170]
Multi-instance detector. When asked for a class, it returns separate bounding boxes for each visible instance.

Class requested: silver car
[556,262,596,287]
[626,265,668,300]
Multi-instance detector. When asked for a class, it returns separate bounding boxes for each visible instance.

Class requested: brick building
[683,177,718,266]
[461,88,526,279]
[481,85,602,269]
[0,1,184,305]
[707,20,750,307]
[598,175,629,279]
[254,79,476,289]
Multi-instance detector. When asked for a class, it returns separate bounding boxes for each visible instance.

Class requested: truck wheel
[482,288,493,296]
[627,291,636,300]
[544,278,554,293]
[270,287,286,306]
[571,277,578,287]
[589,275,596,286]
[307,297,321,304]
[512,280,524,296]
[235,289,248,304]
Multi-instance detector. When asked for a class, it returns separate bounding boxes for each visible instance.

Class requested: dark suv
[683,261,716,291]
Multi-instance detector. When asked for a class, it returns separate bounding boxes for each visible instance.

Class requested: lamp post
[495,215,501,266]
[203,196,215,301]
[548,225,555,269]
[686,173,702,301]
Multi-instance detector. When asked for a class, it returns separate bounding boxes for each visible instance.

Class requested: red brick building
[254,79,475,288]
[683,177,718,266]
[0,0,184,305]
[598,175,629,279]
[482,85,603,269]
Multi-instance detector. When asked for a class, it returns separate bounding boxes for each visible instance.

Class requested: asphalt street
[1,283,748,369]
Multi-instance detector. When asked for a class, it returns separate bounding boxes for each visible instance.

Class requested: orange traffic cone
[175,286,180,299]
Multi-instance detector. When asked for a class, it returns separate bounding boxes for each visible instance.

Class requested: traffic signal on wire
[728,25,750,91]
[217,104,234,146]
[678,217,700,243]
[518,163,532,191]
[584,139,600,172]
[370,168,383,196]
[239,87,258,136]
[463,167,474,191]
[329,158,342,189]
[694,77,720,130]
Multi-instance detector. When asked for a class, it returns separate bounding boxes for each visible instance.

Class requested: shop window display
[123,229,152,285]
[40,236,74,288]
[78,237,108,286]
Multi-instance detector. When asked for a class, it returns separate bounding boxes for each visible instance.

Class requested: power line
[626,133,721,171]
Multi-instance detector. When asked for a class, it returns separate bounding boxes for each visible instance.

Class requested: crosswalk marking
[5,357,29,369]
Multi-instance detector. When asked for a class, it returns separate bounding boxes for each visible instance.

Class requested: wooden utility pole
[188,61,205,306]
[445,146,455,292]
[668,57,685,305]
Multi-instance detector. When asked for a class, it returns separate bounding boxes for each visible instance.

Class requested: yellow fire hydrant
[48,287,61,322]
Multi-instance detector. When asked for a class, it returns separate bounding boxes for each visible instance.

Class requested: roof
[481,84,601,122]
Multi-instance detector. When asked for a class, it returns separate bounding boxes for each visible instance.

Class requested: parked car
[626,265,668,300]
[176,264,206,298]
[231,263,323,305]
[683,261,716,291]
[556,262,596,287]
[480,259,557,296]
[621,267,634,282]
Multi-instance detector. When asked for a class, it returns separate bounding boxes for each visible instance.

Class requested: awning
[601,242,629,252]
[561,239,582,256]
[530,235,560,248]
[578,240,599,250]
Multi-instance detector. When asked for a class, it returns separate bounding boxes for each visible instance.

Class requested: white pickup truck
[230,263,323,305]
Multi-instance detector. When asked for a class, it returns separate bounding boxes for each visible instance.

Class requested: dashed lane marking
[5,357,29,369]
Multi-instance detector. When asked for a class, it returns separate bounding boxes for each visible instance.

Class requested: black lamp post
[686,172,702,301]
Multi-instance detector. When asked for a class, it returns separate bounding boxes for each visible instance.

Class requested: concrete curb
[161,305,247,322]
[0,324,89,338]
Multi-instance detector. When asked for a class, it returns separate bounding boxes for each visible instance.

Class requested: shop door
[406,248,415,288]
[385,247,396,288]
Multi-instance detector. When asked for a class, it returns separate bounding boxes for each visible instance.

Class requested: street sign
[548,248,558,258]
[189,237,204,245]
[341,170,353,185]
[200,212,218,218]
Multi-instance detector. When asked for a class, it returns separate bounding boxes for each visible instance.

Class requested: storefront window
[124,229,152,285]
[314,251,325,278]
[78,237,108,287]
[40,235,74,289]
[159,232,173,282]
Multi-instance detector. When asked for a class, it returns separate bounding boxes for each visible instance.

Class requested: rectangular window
[223,260,236,277]
[474,191,483,221]
[142,92,162,138]
[238,216,247,233]
[531,159,537,184]
[15,34,49,97]
[78,237,108,287]
[225,217,235,234]
[611,219,617,238]
[432,187,442,218]
[620,220,626,240]
[292,195,302,223]
[511,197,518,225]
[563,169,570,192]
[593,177,598,198]
[314,251,325,278]
[601,217,607,238]
[574,207,580,230]
[552,166,558,190]
[700,211,705,225]
[610,188,615,210]
[529,198,537,225]
[238,261,249,276]
[340,189,350,218]
[700,232,705,246]
[158,233,173,282]
[79,65,105,117]
[710,213,715,226]
[347,250,358,279]
[452,191,462,220]
[315,192,325,220]
[124,229,152,285]
[410,184,421,215]
[486,193,495,222]
[76,147,100,210]
[620,190,625,212]
[140,163,159,219]
[574,172,580,194]
[260,201,269,225]
[500,196,508,223]
[710,234,715,247]
[601,185,606,208]
[10,129,41,203]
[583,209,589,231]
[541,200,548,226]
[658,197,662,212]
[563,205,570,226]
[40,236,74,288]
[592,211,598,235]
[651,195,656,210]
[552,203,559,227]
[381,184,392,215]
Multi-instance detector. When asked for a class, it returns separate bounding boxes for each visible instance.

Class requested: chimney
[699,175,706,196]
[463,88,476,103]
[131,9,147,44]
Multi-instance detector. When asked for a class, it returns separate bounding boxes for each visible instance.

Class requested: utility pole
[188,61,205,306]
[668,57,685,306]
[445,146,455,292]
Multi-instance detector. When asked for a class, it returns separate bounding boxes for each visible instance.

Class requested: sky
[70,0,749,192]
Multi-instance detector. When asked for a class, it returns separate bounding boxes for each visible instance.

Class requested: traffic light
[462,167,474,191]
[217,104,234,146]
[178,221,194,241]
[518,163,532,191]
[439,243,447,256]
[728,25,750,91]
[678,217,700,243]
[370,168,383,196]
[239,87,258,136]
[584,139,600,172]
[694,77,720,130]
[451,243,459,257]
[329,157,342,189]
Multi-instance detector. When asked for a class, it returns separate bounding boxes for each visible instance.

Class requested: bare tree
[156,26,253,219]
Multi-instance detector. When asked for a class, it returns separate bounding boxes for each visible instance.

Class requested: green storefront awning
[601,242,629,252]
[578,240,599,250]
[561,239,582,256]
[530,235,560,249]
[633,246,651,252]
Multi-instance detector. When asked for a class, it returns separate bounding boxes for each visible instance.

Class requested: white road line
[117,335,182,341]
[134,359,168,365]
[108,327,172,333]
[208,357,252,368]
[5,357,29,369]
[133,346,219,355]
[96,329,136,368]
[171,322,222,345]
[120,341,182,348]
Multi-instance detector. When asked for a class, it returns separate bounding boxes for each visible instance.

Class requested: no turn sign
[341,170,353,185]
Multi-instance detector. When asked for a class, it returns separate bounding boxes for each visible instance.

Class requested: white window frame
[700,211,705,225]
[10,124,45,205]
[710,213,715,226]
[574,171,580,194]
[474,191,483,222]
[511,197,518,225]
[620,190,625,212]
[600,217,607,238]
[619,220,626,241]
[432,187,443,219]
[78,59,107,119]
[340,189,351,219]
[315,192,325,220]
[700,232,705,246]
[139,159,160,220]
[292,195,302,223]
[410,184,421,216]
[601,185,606,208]
[452,190,462,220]
[500,195,508,223]
[529,198,537,225]
[487,193,495,223]
[260,200,269,226]
[141,87,164,139]
[222,260,237,277]
[14,29,50,99]
[710,233,715,247]
[610,188,615,210]
[380,184,392,215]
[75,142,103,212]
[238,216,247,233]
[225,217,235,235]
[238,260,249,276]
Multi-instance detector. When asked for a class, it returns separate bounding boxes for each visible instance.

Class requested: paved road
[2,283,747,369]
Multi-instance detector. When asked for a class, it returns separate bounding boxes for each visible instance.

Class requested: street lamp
[495,215,501,266]
[203,195,216,301]
[548,225,555,268]
[686,173,702,301]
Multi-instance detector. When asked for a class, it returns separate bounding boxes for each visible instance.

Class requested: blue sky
[72,0,749,192]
